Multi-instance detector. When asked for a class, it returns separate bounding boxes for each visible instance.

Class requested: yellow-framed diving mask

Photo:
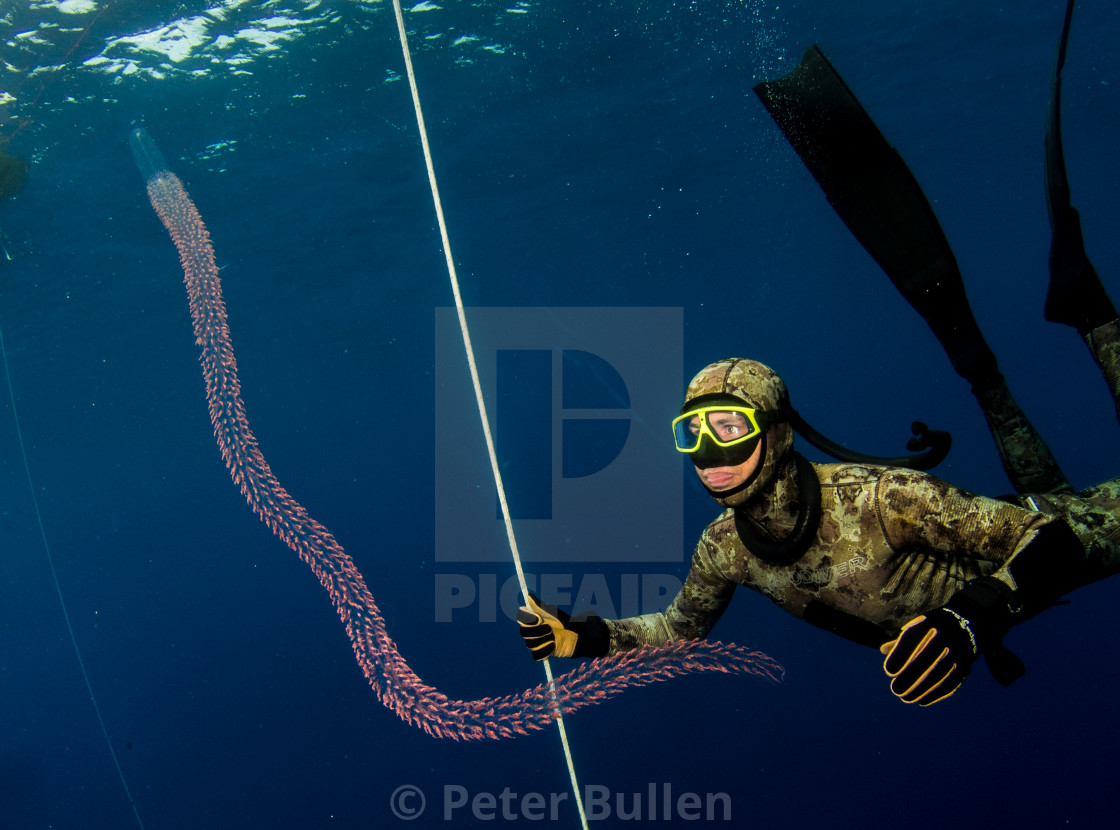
[672,405,764,453]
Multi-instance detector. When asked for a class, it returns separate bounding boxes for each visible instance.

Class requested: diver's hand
[517,594,608,660]
[880,609,977,705]
[880,576,1016,706]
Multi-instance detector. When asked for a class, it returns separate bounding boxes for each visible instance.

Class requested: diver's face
[693,437,763,492]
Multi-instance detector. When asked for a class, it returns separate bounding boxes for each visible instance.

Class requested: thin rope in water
[388,3,590,828]
[0,314,146,830]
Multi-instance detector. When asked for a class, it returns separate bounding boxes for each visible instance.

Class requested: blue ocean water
[1,1,1117,827]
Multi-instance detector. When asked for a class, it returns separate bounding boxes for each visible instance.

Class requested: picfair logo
[434,307,683,564]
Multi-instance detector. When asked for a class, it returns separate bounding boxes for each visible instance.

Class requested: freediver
[517,0,1120,706]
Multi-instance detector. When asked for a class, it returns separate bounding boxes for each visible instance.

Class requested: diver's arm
[604,536,736,655]
[876,470,1087,705]
[516,535,736,660]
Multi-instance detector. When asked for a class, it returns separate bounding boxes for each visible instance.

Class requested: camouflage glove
[517,593,609,660]
[880,576,1019,706]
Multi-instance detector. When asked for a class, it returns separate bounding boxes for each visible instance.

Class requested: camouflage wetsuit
[604,321,1120,653]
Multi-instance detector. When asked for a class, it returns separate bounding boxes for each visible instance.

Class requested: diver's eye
[708,412,750,441]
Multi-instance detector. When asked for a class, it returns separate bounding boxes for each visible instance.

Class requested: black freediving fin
[753,46,999,389]
[1044,0,1116,333]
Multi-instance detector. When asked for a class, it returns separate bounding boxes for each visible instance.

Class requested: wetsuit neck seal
[734,454,821,565]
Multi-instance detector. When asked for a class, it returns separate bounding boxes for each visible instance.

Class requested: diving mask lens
[672,406,762,453]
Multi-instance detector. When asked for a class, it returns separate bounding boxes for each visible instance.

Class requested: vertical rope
[388,3,590,827]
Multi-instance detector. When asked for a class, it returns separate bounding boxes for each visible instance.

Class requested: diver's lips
[703,470,738,488]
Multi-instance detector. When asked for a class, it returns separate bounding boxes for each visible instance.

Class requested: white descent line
[388,3,591,829]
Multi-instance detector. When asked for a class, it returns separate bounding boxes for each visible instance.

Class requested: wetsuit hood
[682,359,794,509]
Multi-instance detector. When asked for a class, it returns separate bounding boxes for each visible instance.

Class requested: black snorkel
[683,395,952,472]
[789,411,951,471]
